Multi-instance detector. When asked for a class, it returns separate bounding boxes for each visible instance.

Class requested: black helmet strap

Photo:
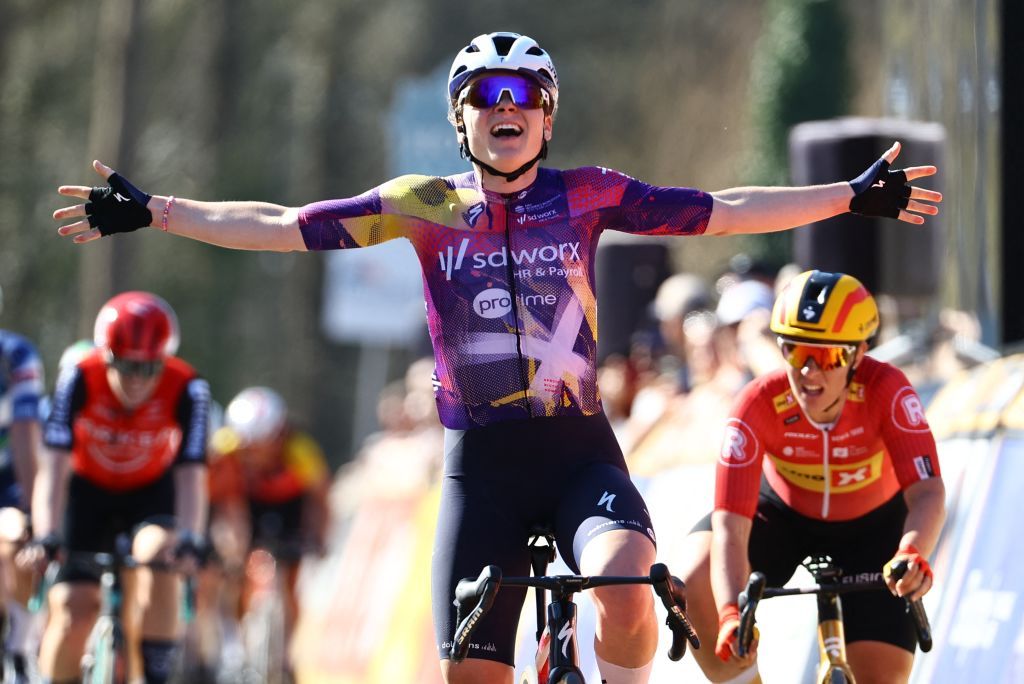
[456,111,548,183]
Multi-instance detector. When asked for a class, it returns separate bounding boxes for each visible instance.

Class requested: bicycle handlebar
[648,562,701,660]
[737,571,765,657]
[450,565,503,662]
[886,559,933,652]
[737,559,933,655]
[450,563,700,664]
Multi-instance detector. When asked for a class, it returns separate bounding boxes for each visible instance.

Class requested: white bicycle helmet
[58,339,96,370]
[447,32,559,122]
[225,386,287,446]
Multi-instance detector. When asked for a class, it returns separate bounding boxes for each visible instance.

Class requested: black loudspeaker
[596,240,671,362]
[788,118,945,297]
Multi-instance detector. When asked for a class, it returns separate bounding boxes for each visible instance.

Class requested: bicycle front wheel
[519,666,539,684]
[555,674,584,684]
[81,620,123,684]
[824,665,852,684]
[242,591,288,684]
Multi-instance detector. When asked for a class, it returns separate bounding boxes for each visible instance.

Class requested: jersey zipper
[821,427,831,519]
[503,197,533,417]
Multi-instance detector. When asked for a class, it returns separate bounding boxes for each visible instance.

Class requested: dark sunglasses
[107,356,164,378]
[460,73,551,110]
[778,339,856,372]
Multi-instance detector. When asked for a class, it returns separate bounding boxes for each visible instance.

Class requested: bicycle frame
[806,558,856,684]
[81,552,129,684]
[241,547,292,684]
[77,538,194,684]
[525,531,563,683]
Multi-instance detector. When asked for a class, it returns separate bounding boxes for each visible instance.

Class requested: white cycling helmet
[225,386,287,446]
[447,32,559,122]
[59,339,97,370]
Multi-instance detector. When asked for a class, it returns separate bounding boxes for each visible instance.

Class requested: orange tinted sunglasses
[778,339,856,371]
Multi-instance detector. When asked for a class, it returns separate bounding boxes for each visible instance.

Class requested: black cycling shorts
[432,412,655,666]
[0,466,24,511]
[57,470,176,583]
[691,483,916,652]
[249,495,306,561]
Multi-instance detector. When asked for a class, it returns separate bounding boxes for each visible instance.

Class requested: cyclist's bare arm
[54,160,306,252]
[174,463,209,538]
[19,446,71,570]
[705,142,941,236]
[706,183,853,236]
[888,477,946,601]
[900,478,946,557]
[30,447,69,539]
[10,420,41,508]
[709,510,753,613]
[301,481,330,553]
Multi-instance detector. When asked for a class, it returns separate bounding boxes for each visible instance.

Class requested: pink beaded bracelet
[161,196,176,232]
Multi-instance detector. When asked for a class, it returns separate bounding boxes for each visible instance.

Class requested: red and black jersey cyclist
[52,31,941,684]
[679,271,946,684]
[23,292,210,684]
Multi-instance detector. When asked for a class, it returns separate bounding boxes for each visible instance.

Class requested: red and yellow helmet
[770,271,878,344]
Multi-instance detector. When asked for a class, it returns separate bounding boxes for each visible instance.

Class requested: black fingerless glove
[85,172,154,236]
[848,156,912,219]
[33,532,63,561]
[174,532,208,565]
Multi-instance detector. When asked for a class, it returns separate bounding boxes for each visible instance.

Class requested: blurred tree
[79,0,145,332]
[704,0,854,275]
[0,0,890,466]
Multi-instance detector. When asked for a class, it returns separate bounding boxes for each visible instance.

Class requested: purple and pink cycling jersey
[299,166,712,429]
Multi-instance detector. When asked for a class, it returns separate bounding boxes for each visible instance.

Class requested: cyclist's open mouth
[800,383,825,397]
[491,123,523,138]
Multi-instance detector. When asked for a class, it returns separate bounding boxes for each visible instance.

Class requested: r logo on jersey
[719,418,759,468]
[892,387,931,433]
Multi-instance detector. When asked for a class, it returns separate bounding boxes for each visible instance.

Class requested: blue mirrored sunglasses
[460,73,550,110]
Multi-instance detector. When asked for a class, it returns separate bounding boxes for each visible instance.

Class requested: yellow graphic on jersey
[210,427,327,490]
[333,175,487,249]
[847,381,866,402]
[210,426,242,456]
[767,451,883,493]
[283,432,329,488]
[773,389,797,413]
[381,175,484,230]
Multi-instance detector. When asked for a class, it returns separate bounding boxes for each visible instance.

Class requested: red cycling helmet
[93,291,180,361]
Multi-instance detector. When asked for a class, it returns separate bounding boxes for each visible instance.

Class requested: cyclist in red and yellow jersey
[23,291,209,684]
[206,386,329,671]
[680,271,946,684]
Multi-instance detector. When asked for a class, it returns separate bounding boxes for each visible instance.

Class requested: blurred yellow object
[210,425,243,456]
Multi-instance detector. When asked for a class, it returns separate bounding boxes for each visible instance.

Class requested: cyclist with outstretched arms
[52,32,941,684]
[679,271,946,684]
[0,291,46,676]
[20,292,210,684]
